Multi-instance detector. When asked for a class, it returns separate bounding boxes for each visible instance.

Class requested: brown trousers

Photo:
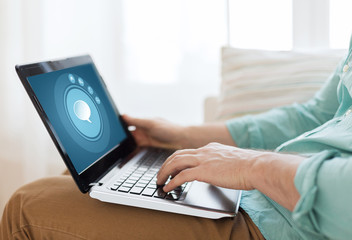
[0,176,264,240]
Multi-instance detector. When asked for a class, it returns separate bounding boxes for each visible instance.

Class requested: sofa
[204,47,345,123]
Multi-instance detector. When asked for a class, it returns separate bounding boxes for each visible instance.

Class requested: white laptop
[16,55,241,219]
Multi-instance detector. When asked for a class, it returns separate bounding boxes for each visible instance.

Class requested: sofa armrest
[203,96,219,123]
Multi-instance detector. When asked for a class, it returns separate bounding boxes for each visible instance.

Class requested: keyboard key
[138,167,148,171]
[141,188,156,196]
[165,193,177,200]
[125,180,137,184]
[118,186,131,193]
[144,173,155,178]
[147,183,157,189]
[135,183,147,188]
[138,180,150,184]
[165,192,181,200]
[172,186,183,194]
[171,193,180,200]
[122,173,130,178]
[128,177,140,181]
[132,173,143,177]
[150,179,158,185]
[139,177,150,181]
[121,182,134,188]
[154,189,167,198]
[130,186,144,195]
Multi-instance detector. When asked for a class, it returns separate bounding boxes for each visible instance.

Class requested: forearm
[249,152,305,211]
[226,66,341,151]
[182,123,237,149]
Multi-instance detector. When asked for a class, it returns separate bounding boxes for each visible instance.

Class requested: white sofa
[204,47,345,123]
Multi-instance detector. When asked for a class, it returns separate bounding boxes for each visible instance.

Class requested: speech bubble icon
[73,100,92,123]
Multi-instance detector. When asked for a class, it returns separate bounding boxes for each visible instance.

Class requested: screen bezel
[16,55,137,193]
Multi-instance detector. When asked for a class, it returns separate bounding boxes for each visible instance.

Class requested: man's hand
[156,142,258,192]
[122,115,187,149]
[123,115,236,149]
[157,142,305,211]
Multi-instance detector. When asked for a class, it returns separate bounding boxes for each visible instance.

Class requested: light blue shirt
[226,37,352,240]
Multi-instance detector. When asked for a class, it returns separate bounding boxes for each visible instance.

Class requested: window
[330,0,352,49]
[229,0,352,50]
[229,0,292,50]
[122,0,227,85]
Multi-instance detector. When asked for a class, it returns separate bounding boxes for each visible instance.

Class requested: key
[135,183,147,188]
[154,189,167,198]
[130,186,144,195]
[118,186,131,193]
[141,188,156,196]
[121,182,134,188]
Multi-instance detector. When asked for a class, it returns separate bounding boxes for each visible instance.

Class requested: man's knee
[0,176,73,239]
[1,187,24,239]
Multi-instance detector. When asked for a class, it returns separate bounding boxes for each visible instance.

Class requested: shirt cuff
[293,150,340,234]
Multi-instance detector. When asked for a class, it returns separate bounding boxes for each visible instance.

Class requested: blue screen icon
[65,87,103,141]
[78,77,84,86]
[88,86,93,95]
[69,74,75,83]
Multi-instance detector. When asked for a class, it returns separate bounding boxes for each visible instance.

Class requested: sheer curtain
[0,0,128,213]
[0,0,227,213]
[0,0,121,212]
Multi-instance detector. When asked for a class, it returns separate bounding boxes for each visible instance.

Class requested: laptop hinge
[89,182,103,187]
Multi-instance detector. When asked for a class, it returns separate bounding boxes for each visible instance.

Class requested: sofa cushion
[216,47,346,121]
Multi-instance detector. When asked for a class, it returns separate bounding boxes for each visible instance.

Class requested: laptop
[16,55,241,219]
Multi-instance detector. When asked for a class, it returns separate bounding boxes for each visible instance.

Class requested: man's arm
[183,124,237,148]
[124,115,303,210]
[122,115,236,149]
[156,142,304,211]
[250,151,303,210]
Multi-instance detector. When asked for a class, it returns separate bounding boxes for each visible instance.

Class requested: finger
[122,114,152,129]
[158,149,197,178]
[156,154,198,185]
[130,130,149,146]
[163,168,197,192]
[160,149,197,169]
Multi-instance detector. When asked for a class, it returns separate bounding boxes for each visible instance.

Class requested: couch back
[204,47,346,122]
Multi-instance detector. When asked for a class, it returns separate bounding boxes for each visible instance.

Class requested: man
[1,39,352,240]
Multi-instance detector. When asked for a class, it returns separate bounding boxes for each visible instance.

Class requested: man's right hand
[122,114,187,149]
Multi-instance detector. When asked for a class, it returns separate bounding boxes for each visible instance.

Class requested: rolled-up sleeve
[293,150,352,239]
[226,60,343,150]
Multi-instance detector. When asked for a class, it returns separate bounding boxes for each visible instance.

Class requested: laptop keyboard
[109,148,188,200]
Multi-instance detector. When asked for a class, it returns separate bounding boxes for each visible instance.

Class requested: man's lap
[0,176,264,240]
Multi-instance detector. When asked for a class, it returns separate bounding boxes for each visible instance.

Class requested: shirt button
[343,64,349,72]
[344,109,352,117]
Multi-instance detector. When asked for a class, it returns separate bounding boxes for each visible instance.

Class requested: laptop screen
[27,63,127,174]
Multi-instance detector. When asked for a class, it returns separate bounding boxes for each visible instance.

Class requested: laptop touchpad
[182,181,239,212]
